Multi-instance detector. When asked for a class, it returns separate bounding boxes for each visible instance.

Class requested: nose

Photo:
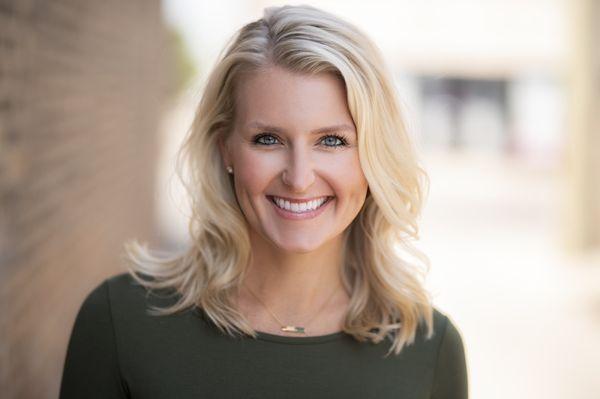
[281,146,316,193]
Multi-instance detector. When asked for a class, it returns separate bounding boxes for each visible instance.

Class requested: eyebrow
[247,121,356,135]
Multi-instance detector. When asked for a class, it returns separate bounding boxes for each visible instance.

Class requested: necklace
[243,282,342,334]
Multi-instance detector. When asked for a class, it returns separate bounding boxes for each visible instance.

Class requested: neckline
[196,307,346,344]
[254,329,346,344]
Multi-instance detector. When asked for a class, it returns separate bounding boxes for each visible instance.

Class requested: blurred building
[0,1,172,398]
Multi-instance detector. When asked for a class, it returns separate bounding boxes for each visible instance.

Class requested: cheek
[234,149,276,193]
[326,152,368,192]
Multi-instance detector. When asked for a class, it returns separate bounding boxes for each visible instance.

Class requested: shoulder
[77,272,178,324]
[61,275,132,397]
[71,276,112,328]
[81,271,143,297]
[104,271,149,294]
[79,272,147,309]
[406,307,466,372]
[424,307,466,362]
[104,271,149,302]
[429,307,469,398]
[387,307,464,363]
[430,307,464,346]
[431,307,449,335]
[76,272,193,346]
[102,271,180,301]
[102,271,182,315]
[413,307,460,346]
[72,273,140,325]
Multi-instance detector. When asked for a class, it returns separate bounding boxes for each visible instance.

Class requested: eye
[253,134,279,146]
[321,134,348,148]
[252,133,349,148]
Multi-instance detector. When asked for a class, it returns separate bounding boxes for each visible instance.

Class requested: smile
[266,195,334,220]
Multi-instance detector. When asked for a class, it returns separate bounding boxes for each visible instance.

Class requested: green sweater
[59,272,468,398]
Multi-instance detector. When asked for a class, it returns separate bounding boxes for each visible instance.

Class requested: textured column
[564,0,600,252]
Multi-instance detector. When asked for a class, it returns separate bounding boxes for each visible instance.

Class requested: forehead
[233,65,354,130]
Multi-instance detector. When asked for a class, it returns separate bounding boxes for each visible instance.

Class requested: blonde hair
[123,4,434,357]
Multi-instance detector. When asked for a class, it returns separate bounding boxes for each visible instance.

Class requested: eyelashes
[251,133,350,149]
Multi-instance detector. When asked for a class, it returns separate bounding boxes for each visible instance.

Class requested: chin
[271,237,327,254]
[283,229,342,252]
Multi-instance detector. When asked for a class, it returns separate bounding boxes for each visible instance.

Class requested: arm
[59,279,130,399]
[430,315,469,399]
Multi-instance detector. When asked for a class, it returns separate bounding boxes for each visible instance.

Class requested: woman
[60,4,468,398]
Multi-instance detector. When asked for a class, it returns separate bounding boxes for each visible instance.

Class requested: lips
[267,195,333,204]
[266,195,333,209]
[266,195,334,220]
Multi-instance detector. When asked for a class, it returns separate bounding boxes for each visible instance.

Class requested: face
[219,65,369,253]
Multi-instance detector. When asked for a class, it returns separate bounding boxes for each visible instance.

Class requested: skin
[218,64,369,336]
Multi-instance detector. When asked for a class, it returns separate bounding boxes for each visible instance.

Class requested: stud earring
[226,166,233,174]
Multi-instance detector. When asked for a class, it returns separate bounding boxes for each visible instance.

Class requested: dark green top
[59,272,468,399]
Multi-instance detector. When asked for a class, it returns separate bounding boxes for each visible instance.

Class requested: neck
[237,231,350,333]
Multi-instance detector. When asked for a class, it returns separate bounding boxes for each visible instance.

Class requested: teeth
[272,196,328,213]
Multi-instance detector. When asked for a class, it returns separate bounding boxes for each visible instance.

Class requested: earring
[226,166,233,174]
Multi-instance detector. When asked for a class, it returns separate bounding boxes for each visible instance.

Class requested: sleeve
[59,279,130,399]
[430,315,469,399]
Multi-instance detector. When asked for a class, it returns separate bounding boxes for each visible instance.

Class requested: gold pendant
[281,325,305,333]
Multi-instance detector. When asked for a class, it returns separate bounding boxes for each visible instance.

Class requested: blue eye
[254,134,278,146]
[252,133,348,148]
[321,135,347,147]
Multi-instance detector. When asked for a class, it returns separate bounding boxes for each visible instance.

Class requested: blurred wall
[0,1,172,398]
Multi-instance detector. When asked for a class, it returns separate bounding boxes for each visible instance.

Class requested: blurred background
[1,0,598,398]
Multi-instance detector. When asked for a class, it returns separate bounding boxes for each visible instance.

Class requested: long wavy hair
[122,4,434,357]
